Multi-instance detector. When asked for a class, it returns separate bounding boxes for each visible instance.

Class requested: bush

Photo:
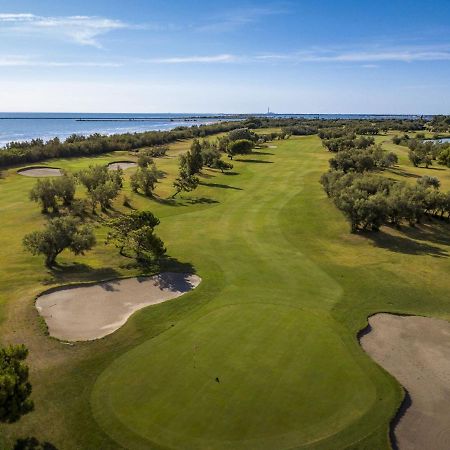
[227,139,254,159]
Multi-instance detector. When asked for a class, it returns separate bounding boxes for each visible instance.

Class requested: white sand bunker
[18,167,62,177]
[36,272,201,342]
[360,313,450,450]
[108,161,137,171]
[268,145,278,148]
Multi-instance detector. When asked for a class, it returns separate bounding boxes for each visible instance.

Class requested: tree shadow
[14,436,58,450]
[186,196,219,204]
[396,221,450,247]
[42,263,121,285]
[140,271,198,292]
[251,150,274,156]
[159,256,196,275]
[386,168,421,179]
[365,230,448,257]
[200,181,242,190]
[223,171,239,176]
[151,195,183,207]
[198,171,214,179]
[235,158,273,164]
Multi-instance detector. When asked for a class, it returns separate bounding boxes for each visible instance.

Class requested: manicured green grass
[0,135,449,449]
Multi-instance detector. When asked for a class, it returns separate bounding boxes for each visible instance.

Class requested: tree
[172,173,199,197]
[30,176,77,213]
[0,344,33,423]
[106,211,165,262]
[215,159,233,173]
[29,179,58,213]
[52,175,76,206]
[437,146,450,167]
[200,145,233,172]
[417,175,440,190]
[189,139,203,174]
[76,165,122,212]
[137,153,153,168]
[23,216,96,266]
[227,139,254,159]
[228,128,257,142]
[130,165,158,197]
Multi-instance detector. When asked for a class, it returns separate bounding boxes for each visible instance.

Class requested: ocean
[0,113,427,148]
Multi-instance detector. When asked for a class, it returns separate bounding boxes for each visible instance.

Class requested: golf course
[0,131,449,450]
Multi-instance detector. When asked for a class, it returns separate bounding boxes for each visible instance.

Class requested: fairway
[0,135,449,449]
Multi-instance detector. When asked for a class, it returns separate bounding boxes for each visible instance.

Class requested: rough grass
[0,134,449,449]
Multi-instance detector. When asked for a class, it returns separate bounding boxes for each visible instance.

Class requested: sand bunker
[18,167,62,177]
[268,145,278,148]
[36,272,201,342]
[360,313,450,450]
[108,161,137,171]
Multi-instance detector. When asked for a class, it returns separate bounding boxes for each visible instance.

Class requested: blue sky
[0,0,450,113]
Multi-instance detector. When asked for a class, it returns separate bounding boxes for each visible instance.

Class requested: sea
[0,113,428,148]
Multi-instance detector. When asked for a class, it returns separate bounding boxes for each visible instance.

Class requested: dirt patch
[36,272,201,342]
[18,167,62,177]
[360,313,450,450]
[108,161,137,171]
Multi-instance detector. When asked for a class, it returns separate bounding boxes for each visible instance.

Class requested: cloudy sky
[1,0,450,113]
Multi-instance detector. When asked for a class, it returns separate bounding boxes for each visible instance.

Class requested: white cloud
[143,54,238,64]
[195,5,288,32]
[0,13,131,47]
[0,55,122,67]
[256,47,450,63]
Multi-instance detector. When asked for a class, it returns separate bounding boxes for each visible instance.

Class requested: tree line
[320,134,450,232]
[1,116,436,169]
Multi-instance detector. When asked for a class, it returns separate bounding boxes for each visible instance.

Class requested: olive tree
[23,216,96,267]
[106,210,165,262]
[76,165,122,211]
[130,165,159,197]
[226,139,254,159]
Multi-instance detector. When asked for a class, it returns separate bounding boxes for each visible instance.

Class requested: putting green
[92,305,375,449]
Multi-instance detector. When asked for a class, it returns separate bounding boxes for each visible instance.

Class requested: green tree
[76,165,122,212]
[53,175,76,206]
[228,128,257,142]
[130,165,158,197]
[23,216,96,266]
[106,211,165,261]
[227,139,254,159]
[29,179,58,213]
[189,139,203,174]
[172,173,199,197]
[417,175,440,189]
[0,344,33,423]
[137,153,153,168]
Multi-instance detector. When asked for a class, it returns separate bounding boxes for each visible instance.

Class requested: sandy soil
[18,167,62,177]
[360,313,450,450]
[108,161,137,170]
[36,272,201,342]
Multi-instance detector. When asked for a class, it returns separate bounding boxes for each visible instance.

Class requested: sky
[0,0,450,114]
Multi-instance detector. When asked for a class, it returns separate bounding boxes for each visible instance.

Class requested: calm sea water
[0,113,427,148]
